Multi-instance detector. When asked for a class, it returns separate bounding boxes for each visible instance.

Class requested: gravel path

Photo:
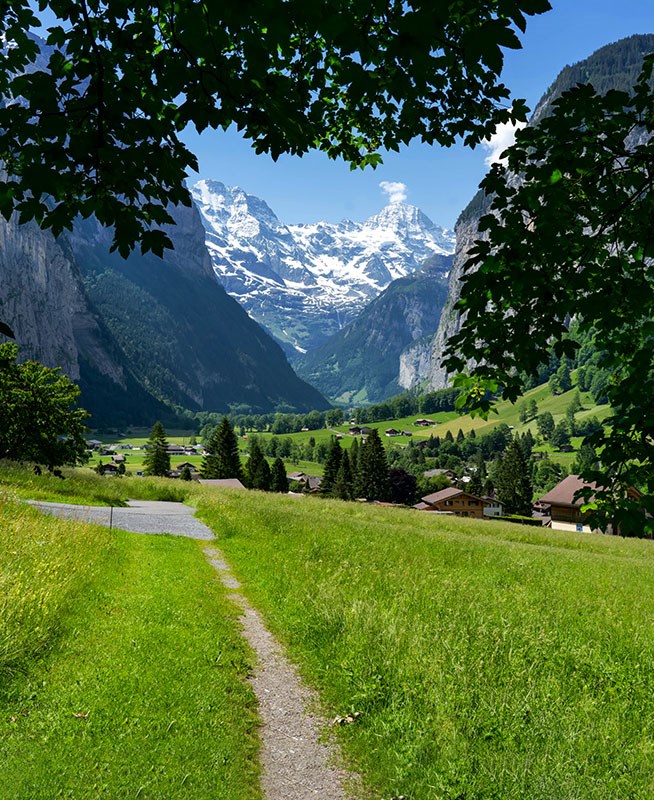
[28,499,358,798]
[205,547,356,800]
[27,499,215,539]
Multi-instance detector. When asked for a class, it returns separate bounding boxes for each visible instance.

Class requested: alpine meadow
[3,2,654,799]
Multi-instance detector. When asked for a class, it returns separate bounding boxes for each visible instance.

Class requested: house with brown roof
[535,474,641,533]
[198,478,247,490]
[416,487,488,519]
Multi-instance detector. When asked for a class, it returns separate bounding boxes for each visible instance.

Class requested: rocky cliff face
[419,34,654,392]
[0,211,127,386]
[294,256,450,403]
[0,199,329,425]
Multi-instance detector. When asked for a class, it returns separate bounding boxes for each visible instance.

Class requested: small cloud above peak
[379,180,408,204]
[482,120,527,167]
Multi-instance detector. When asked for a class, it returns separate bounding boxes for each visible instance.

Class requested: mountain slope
[294,256,451,403]
[68,203,329,416]
[421,33,654,391]
[192,180,455,352]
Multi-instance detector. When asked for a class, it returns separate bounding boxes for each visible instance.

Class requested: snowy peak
[193,179,289,241]
[191,179,456,352]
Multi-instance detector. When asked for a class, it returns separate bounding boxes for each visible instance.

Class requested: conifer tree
[359,428,390,501]
[333,451,354,501]
[494,438,533,516]
[247,441,271,491]
[201,417,243,480]
[271,457,289,493]
[321,438,343,495]
[180,465,192,481]
[444,430,454,443]
[456,428,465,443]
[143,421,170,477]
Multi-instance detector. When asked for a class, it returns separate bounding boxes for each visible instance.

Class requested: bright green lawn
[197,489,654,800]
[0,493,260,800]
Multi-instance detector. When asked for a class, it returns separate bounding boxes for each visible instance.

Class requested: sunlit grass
[0,491,260,800]
[197,489,654,800]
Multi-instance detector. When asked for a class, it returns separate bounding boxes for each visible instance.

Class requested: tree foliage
[446,55,654,533]
[493,438,533,516]
[143,421,170,477]
[359,428,390,501]
[0,342,88,470]
[0,0,548,255]
[201,417,243,480]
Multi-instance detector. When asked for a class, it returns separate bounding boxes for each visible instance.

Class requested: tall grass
[197,490,654,800]
[0,492,114,682]
[0,460,194,505]
[0,491,260,799]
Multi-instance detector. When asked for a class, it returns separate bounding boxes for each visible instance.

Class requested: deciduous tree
[0,1,549,256]
[0,343,88,470]
[446,54,654,533]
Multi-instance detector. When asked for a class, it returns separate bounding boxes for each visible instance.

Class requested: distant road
[27,499,215,540]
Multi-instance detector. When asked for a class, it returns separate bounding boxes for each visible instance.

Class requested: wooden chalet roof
[537,475,593,509]
[421,487,486,505]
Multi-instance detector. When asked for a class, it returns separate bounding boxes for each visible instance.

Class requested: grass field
[0,487,260,800]
[5,458,651,799]
[197,489,654,800]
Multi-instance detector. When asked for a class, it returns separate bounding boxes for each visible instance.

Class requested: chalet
[111,454,126,464]
[287,473,322,492]
[86,439,102,450]
[350,426,373,436]
[198,478,247,490]
[417,487,488,519]
[423,468,456,482]
[401,430,413,437]
[535,474,642,533]
[287,471,307,482]
[482,495,504,517]
[166,444,185,455]
[97,463,120,476]
[385,428,401,437]
[177,461,198,472]
[415,418,435,427]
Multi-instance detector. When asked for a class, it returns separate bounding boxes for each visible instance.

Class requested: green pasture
[0,487,259,800]
[197,489,654,800]
[3,460,654,798]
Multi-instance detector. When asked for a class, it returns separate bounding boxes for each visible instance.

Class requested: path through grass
[0,494,260,800]
[197,489,654,800]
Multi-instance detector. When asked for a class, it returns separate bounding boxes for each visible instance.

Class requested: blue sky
[182,0,654,229]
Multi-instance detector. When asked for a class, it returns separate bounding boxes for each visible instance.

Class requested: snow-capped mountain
[191,179,455,352]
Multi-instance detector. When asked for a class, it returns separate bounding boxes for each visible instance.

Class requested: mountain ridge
[192,180,455,352]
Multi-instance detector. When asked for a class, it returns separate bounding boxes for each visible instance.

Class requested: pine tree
[201,417,243,479]
[494,438,533,516]
[359,428,390,501]
[321,438,343,495]
[247,441,271,491]
[444,429,454,443]
[143,421,170,477]
[456,428,465,443]
[333,451,354,500]
[271,457,289,493]
[180,465,192,481]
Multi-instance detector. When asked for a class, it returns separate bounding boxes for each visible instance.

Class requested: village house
[535,474,642,533]
[385,428,401,437]
[423,468,456,483]
[416,487,488,519]
[198,478,247,489]
[415,418,435,427]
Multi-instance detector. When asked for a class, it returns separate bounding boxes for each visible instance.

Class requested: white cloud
[482,120,527,167]
[379,180,408,204]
